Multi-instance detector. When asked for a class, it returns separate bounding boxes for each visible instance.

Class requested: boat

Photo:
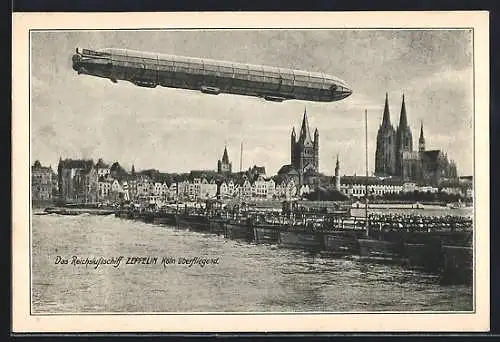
[357,237,406,263]
[253,224,280,244]
[152,211,178,226]
[278,229,322,250]
[320,230,362,256]
[224,219,254,241]
[440,245,473,285]
[208,216,227,235]
[403,241,443,273]
[177,213,210,231]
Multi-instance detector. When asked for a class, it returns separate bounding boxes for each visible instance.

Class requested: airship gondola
[72,48,353,103]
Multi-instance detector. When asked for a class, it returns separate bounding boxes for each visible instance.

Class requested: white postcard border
[12,11,490,332]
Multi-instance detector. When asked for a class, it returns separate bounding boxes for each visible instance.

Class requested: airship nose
[339,84,353,98]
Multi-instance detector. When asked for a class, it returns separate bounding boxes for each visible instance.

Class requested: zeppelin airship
[71,47,353,103]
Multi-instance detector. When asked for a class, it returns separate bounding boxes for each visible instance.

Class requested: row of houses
[125,175,304,204]
[338,176,473,199]
[53,158,305,204]
[37,158,473,206]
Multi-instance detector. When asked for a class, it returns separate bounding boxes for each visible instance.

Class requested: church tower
[395,94,413,177]
[375,93,397,176]
[290,127,296,166]
[291,107,319,186]
[217,144,232,174]
[418,121,426,152]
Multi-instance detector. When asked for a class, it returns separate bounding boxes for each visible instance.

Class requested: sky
[31,30,473,176]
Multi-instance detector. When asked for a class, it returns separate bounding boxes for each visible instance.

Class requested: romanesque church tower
[375,93,397,176]
[290,107,320,185]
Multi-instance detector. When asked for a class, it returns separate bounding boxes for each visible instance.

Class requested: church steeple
[217,143,232,174]
[399,94,408,129]
[419,121,426,152]
[299,106,313,145]
[222,145,229,164]
[381,92,392,128]
[395,94,413,178]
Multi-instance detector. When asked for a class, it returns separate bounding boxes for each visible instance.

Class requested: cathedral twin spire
[398,94,409,129]
[381,92,411,131]
[381,92,392,128]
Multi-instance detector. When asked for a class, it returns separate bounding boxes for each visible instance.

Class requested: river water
[31,214,473,313]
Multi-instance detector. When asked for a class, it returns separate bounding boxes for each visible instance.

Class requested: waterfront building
[97,177,112,200]
[200,178,218,199]
[95,158,110,178]
[167,182,177,200]
[253,175,267,198]
[242,178,253,199]
[299,184,311,196]
[177,180,190,199]
[265,178,276,199]
[111,179,124,201]
[227,179,236,197]
[136,179,151,198]
[121,181,130,201]
[252,174,276,199]
[218,181,230,199]
[31,160,54,204]
[339,176,403,199]
[128,178,137,200]
[58,158,98,203]
[153,182,163,196]
[275,178,297,199]
[374,94,458,184]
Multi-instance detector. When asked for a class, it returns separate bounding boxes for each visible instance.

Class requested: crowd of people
[365,213,473,231]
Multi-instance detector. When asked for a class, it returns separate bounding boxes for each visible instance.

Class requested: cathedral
[278,107,320,186]
[374,93,458,185]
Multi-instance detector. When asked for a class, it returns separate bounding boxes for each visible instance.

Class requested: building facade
[58,158,98,203]
[31,160,55,204]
